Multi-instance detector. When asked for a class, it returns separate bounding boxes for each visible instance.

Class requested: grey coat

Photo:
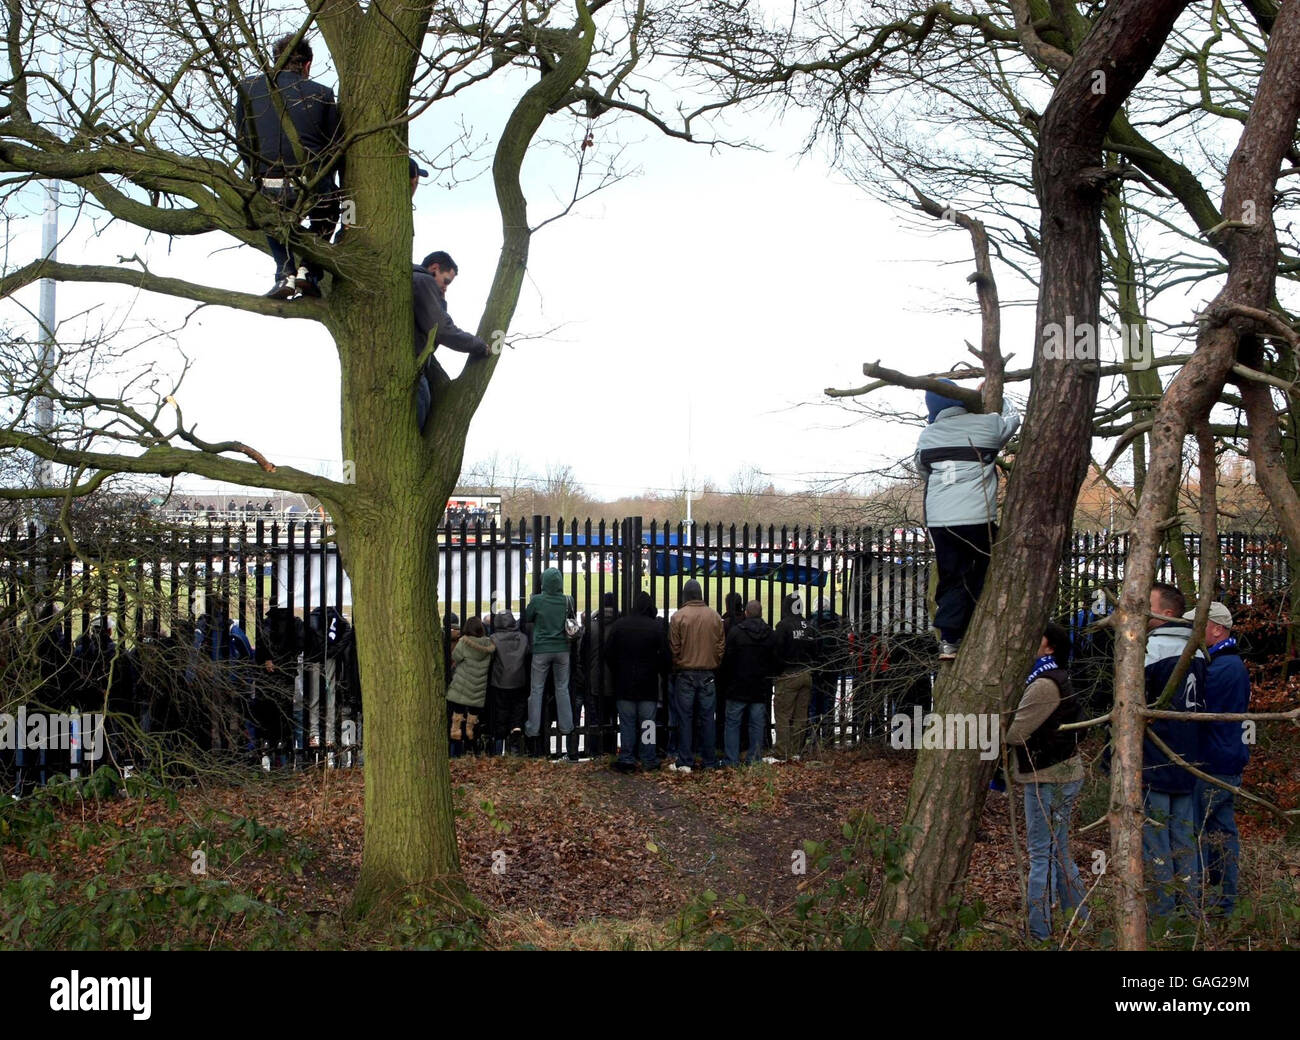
[913,400,1020,527]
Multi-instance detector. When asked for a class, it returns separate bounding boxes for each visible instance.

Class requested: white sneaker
[761,757,780,764]
[669,763,692,774]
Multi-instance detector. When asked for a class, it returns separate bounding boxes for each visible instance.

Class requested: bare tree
[0,0,734,917]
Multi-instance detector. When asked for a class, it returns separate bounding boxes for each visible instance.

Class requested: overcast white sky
[5,64,1051,507]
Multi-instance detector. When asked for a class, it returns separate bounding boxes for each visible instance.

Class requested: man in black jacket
[234,34,343,299]
[413,250,492,431]
[571,592,616,760]
[720,601,775,767]
[772,593,813,761]
[606,591,669,773]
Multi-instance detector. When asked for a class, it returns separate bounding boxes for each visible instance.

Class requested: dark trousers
[489,685,528,739]
[262,185,339,283]
[930,523,995,643]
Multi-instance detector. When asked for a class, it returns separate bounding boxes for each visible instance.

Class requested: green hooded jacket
[526,567,573,654]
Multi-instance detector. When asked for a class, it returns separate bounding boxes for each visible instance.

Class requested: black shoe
[265,279,295,300]
[612,760,636,774]
[295,275,323,298]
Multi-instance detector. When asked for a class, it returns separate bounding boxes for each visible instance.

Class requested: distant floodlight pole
[34,181,58,498]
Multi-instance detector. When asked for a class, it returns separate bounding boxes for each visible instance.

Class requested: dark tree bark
[872,0,1192,945]
[1110,0,1300,949]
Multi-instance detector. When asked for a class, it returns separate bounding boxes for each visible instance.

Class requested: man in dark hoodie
[772,593,813,761]
[606,590,670,773]
[1183,601,1250,914]
[668,579,725,772]
[720,600,776,767]
[413,250,493,431]
[913,380,1020,660]
[525,567,576,751]
[233,34,344,299]
[807,596,843,747]
[572,592,617,760]
[488,609,530,755]
[1140,583,1206,920]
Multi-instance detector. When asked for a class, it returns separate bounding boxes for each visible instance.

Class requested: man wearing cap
[913,380,1020,659]
[410,157,429,196]
[1184,601,1250,914]
[412,249,492,431]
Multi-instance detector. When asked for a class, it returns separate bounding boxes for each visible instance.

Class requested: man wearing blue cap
[914,380,1020,659]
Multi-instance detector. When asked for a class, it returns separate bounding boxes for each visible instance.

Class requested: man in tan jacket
[669,579,725,772]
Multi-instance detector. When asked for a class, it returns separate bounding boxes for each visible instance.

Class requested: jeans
[1022,779,1088,940]
[725,701,767,766]
[773,669,812,759]
[617,699,658,768]
[674,671,717,768]
[1143,787,1200,919]
[527,651,573,739]
[930,523,995,643]
[1196,774,1242,913]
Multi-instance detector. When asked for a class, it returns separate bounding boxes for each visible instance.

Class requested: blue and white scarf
[1025,654,1058,687]
[1208,636,1237,656]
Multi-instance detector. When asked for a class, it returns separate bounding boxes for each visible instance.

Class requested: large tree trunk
[1110,1,1300,950]
[873,0,1191,945]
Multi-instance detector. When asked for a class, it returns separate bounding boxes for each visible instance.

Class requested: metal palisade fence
[0,518,1289,764]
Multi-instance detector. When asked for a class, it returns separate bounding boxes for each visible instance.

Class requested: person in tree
[412,250,493,431]
[1184,601,1250,915]
[1004,622,1088,941]
[913,380,1020,660]
[234,33,344,299]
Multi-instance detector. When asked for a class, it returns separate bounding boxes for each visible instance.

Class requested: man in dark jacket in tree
[720,600,775,767]
[606,591,670,773]
[1183,601,1250,914]
[412,250,492,431]
[1141,583,1206,921]
[771,592,813,761]
[234,34,344,299]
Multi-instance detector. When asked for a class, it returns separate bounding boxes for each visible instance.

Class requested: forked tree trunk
[872,0,1191,945]
[1110,1,1300,950]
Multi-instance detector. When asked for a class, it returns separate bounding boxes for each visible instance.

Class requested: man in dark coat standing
[720,601,775,767]
[1184,601,1250,914]
[606,591,670,773]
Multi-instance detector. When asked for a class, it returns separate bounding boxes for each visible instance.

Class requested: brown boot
[464,713,477,742]
[450,713,465,741]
